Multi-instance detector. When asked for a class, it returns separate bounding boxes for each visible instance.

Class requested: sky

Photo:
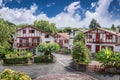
[0,0,120,28]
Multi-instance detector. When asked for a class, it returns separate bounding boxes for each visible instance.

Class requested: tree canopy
[89,19,101,29]
[73,32,86,45]
[34,20,57,34]
[111,24,116,31]
[0,18,15,45]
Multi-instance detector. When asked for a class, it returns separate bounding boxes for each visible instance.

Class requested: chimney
[116,27,119,34]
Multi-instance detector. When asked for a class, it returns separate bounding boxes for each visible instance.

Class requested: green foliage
[0,18,15,45]
[89,19,101,29]
[0,42,12,60]
[3,57,28,64]
[96,47,120,68]
[72,42,90,64]
[5,50,32,59]
[0,69,31,80]
[57,27,78,33]
[63,27,72,33]
[111,24,116,31]
[34,20,57,34]
[38,43,60,55]
[73,32,86,45]
[34,54,54,63]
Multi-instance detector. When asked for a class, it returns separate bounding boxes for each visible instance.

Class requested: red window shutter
[29,30,32,33]
[20,38,22,46]
[23,30,26,34]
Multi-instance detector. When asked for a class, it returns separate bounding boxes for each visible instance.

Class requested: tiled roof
[85,27,120,36]
[57,33,69,39]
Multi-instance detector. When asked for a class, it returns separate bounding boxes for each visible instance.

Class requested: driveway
[0,53,97,80]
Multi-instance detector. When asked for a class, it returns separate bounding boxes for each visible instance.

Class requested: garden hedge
[34,54,54,63]
[3,57,28,64]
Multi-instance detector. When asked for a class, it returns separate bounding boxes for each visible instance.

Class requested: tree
[34,20,57,34]
[0,18,14,45]
[72,42,89,64]
[72,31,90,64]
[111,24,116,31]
[89,19,101,29]
[73,32,86,45]
[38,43,60,55]
[63,27,72,33]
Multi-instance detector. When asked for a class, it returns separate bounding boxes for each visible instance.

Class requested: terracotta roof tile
[57,33,69,39]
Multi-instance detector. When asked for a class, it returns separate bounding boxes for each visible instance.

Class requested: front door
[96,45,100,52]
[96,33,100,42]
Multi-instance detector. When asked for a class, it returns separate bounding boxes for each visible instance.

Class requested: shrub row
[3,54,54,64]
[34,54,54,63]
[3,57,28,64]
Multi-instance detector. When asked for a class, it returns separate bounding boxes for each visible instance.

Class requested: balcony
[87,39,116,44]
[17,42,40,47]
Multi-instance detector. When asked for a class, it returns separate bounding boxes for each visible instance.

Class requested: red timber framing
[96,45,100,52]
[84,27,119,44]
[16,25,55,37]
[17,37,40,48]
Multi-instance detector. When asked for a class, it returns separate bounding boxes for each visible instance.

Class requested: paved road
[0,54,98,80]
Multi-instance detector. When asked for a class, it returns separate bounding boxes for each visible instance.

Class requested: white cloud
[64,1,80,15]
[0,0,4,8]
[0,0,120,28]
[91,2,97,8]
[46,2,55,7]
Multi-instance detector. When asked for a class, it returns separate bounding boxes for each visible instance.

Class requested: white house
[85,27,120,53]
[13,25,55,55]
[69,27,120,53]
[55,33,69,48]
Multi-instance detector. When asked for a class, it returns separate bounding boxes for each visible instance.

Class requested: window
[34,38,38,43]
[106,34,113,39]
[29,30,35,33]
[86,35,92,39]
[22,38,26,46]
[23,30,26,34]
[64,40,68,43]
[31,30,35,33]
[45,34,49,38]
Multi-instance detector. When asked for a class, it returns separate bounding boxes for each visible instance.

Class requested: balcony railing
[17,42,40,47]
[87,39,116,44]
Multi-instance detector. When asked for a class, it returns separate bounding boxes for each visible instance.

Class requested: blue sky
[0,0,120,28]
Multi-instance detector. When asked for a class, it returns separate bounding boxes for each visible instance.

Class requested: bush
[38,43,60,55]
[0,69,31,80]
[96,47,120,68]
[34,54,54,63]
[3,57,28,64]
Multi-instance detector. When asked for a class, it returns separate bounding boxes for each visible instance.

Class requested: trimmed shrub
[0,69,31,80]
[34,54,54,63]
[3,57,28,64]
